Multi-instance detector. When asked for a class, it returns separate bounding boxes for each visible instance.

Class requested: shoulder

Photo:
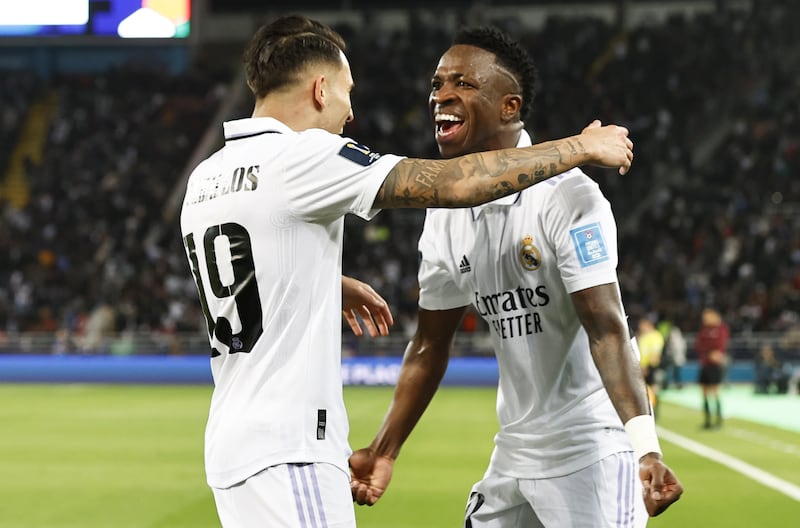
[534,168,608,211]
[525,168,600,202]
[547,168,601,194]
[297,127,340,141]
[297,131,398,169]
[292,127,346,151]
[189,149,223,178]
[282,128,372,162]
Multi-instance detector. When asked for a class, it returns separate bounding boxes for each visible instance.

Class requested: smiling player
[180,15,636,528]
[351,25,683,526]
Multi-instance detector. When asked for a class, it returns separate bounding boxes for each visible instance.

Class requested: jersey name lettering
[184,165,260,205]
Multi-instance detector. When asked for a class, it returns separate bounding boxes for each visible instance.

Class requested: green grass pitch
[0,383,798,527]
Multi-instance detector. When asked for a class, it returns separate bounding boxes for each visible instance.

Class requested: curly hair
[243,15,347,99]
[453,26,539,123]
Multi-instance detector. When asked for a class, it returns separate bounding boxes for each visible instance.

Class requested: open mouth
[435,113,465,141]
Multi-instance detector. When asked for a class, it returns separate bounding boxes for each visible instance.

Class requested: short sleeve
[283,130,404,222]
[543,172,619,294]
[417,211,471,310]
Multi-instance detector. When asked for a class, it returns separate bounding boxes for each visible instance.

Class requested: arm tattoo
[374,138,587,209]
[414,161,442,189]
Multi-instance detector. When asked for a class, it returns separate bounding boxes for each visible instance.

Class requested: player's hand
[579,119,634,175]
[639,453,684,516]
[349,448,395,506]
[342,276,394,337]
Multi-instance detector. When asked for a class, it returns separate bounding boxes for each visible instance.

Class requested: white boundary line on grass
[657,426,800,502]
[728,427,800,458]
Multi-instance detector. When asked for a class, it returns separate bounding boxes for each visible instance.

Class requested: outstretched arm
[350,306,467,506]
[572,284,683,516]
[374,120,633,209]
[342,275,394,337]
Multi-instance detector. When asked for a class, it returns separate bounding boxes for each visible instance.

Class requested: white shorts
[464,452,647,528]
[212,462,356,528]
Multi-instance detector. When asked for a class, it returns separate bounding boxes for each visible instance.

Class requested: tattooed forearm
[414,159,446,189]
[375,159,446,207]
[566,138,583,156]
[373,136,592,209]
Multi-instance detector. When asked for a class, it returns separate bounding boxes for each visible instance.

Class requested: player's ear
[313,75,327,111]
[501,94,522,122]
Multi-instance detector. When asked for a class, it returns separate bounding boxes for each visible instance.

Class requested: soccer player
[350,26,682,526]
[695,307,729,429]
[180,15,634,528]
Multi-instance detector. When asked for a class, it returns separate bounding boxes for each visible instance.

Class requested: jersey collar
[470,129,532,219]
[223,117,291,141]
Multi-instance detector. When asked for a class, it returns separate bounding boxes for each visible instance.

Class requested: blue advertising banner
[0,354,752,386]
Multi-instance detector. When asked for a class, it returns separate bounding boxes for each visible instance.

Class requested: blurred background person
[695,308,729,429]
[658,318,687,390]
[754,343,791,395]
[637,317,664,417]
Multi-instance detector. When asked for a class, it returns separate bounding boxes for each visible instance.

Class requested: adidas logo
[459,255,471,274]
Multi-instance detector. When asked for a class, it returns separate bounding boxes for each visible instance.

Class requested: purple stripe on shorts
[616,455,626,527]
[616,453,635,528]
[288,464,309,528]
[624,454,635,527]
[307,464,329,527]
[296,464,319,528]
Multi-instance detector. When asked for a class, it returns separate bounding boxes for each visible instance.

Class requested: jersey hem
[206,451,350,489]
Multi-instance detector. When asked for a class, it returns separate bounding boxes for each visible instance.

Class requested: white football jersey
[418,131,632,478]
[180,117,403,488]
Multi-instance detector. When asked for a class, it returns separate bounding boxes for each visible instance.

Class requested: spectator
[3,2,800,352]
[754,343,791,394]
[79,301,116,355]
[659,318,687,390]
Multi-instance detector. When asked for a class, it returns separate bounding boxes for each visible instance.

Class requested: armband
[624,414,662,461]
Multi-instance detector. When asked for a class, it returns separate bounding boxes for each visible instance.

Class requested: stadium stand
[0,1,798,371]
[0,58,231,354]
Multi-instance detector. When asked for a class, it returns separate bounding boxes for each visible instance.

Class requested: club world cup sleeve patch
[570,222,610,267]
[338,142,382,166]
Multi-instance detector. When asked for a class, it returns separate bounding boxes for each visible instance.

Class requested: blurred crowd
[0,63,227,353]
[341,1,800,341]
[0,1,799,358]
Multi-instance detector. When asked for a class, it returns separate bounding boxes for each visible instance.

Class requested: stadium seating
[0,2,798,366]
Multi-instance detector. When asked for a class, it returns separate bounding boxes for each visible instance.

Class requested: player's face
[429,45,519,158]
[322,51,355,134]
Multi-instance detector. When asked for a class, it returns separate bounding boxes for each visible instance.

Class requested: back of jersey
[179,117,399,488]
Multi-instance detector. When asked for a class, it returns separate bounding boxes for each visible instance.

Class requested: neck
[501,123,525,148]
[251,90,321,132]
[475,123,525,154]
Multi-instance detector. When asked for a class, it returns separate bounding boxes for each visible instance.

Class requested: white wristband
[624,415,662,461]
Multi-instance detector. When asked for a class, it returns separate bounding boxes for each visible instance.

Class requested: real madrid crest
[519,235,542,271]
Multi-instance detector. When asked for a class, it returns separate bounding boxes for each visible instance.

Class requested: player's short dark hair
[453,26,538,123]
[243,15,347,99]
